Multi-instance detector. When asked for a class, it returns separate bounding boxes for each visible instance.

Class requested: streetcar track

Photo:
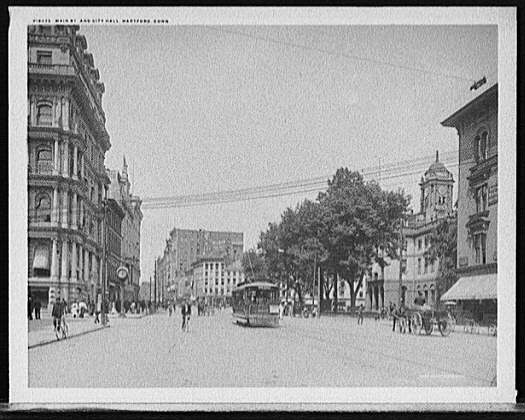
[276,321,494,385]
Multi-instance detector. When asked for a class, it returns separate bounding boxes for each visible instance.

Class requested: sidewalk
[28,311,108,349]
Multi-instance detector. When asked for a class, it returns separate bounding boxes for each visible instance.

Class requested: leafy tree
[424,216,458,306]
[318,169,380,308]
[241,249,268,283]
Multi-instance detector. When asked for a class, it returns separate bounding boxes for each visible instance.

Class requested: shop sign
[488,182,498,206]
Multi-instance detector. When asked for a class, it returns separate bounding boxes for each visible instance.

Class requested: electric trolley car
[231,281,280,327]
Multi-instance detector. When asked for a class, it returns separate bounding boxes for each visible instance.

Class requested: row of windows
[32,99,104,174]
[417,257,435,275]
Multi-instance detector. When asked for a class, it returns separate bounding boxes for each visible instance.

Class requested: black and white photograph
[8,7,516,409]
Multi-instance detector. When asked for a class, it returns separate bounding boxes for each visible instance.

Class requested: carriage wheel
[411,313,422,335]
[423,318,434,335]
[438,316,453,337]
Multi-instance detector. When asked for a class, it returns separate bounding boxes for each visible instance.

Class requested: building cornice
[441,84,498,128]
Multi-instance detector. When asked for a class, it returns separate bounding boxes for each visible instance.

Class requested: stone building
[440,84,498,322]
[357,152,456,310]
[27,25,111,308]
[105,198,124,305]
[107,157,143,302]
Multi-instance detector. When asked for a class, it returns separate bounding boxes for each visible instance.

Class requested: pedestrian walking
[357,304,364,325]
[28,295,33,320]
[34,299,41,320]
[391,303,398,332]
[169,303,173,317]
[94,298,101,324]
[181,301,187,331]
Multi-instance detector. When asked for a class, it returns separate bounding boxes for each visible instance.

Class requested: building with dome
[366,151,456,310]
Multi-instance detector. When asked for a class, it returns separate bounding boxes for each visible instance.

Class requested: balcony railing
[28,62,76,77]
[35,161,54,175]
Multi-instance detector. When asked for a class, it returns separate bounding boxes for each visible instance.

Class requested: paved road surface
[29,309,496,387]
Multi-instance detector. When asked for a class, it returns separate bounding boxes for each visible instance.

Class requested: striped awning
[33,247,49,270]
[441,273,497,301]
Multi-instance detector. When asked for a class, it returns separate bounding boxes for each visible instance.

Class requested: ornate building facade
[440,84,497,321]
[105,198,124,305]
[362,152,456,310]
[27,25,111,308]
[107,157,143,302]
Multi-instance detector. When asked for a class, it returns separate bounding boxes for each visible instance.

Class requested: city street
[29,309,496,388]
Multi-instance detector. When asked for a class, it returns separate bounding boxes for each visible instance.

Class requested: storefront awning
[441,273,497,301]
[33,247,49,270]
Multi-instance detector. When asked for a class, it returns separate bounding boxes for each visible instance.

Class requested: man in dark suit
[28,295,33,320]
[34,299,41,320]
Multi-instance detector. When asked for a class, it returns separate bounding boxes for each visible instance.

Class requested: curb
[28,325,110,350]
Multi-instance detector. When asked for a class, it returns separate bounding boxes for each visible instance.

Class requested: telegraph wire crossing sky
[79,25,497,282]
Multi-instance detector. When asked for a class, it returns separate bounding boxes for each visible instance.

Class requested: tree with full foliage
[424,216,458,307]
[249,167,411,310]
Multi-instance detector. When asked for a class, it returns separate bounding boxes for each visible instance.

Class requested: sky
[79,25,497,284]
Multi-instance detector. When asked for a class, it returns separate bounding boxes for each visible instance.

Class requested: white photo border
[9,6,517,408]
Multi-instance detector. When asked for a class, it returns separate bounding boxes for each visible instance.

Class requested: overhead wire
[206,26,476,84]
[140,150,458,208]
[140,162,458,210]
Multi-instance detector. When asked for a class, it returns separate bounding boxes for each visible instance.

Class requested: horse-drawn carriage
[398,305,456,337]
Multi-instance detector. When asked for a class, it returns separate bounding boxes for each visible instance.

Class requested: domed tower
[419,151,454,223]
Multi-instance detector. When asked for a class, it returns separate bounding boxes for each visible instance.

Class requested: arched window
[35,193,51,222]
[475,130,488,163]
[32,244,50,277]
[36,103,53,126]
[36,147,53,174]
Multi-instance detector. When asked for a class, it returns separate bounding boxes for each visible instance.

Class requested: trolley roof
[233,281,279,291]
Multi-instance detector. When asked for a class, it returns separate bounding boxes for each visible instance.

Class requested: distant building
[440,84,498,322]
[192,257,245,302]
[27,25,111,308]
[155,228,244,301]
[107,157,143,302]
[328,275,368,311]
[138,281,152,302]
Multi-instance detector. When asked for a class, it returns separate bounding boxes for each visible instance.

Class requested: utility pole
[149,275,152,303]
[315,253,321,319]
[154,259,157,311]
[397,217,404,306]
